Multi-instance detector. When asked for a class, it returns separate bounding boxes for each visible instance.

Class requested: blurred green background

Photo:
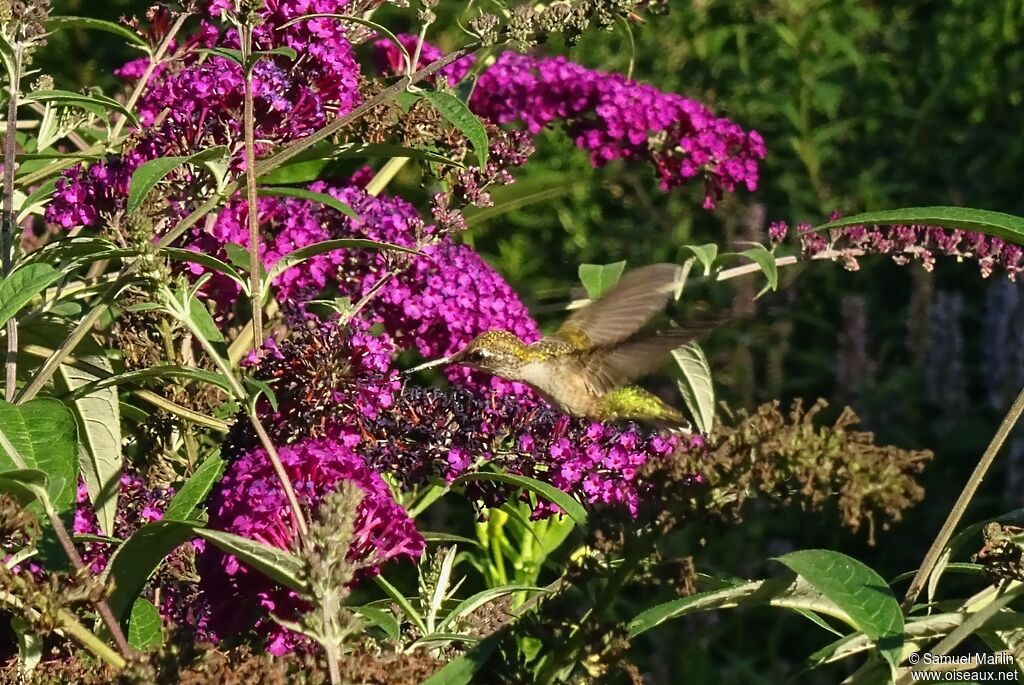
[45,0,1024,681]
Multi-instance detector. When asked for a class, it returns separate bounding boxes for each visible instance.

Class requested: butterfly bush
[376,36,766,208]
[200,437,424,655]
[38,0,749,651]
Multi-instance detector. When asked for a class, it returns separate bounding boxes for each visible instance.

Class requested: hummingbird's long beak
[404,355,454,375]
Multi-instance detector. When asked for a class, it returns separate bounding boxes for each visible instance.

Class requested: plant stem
[179,299,310,540]
[3,42,22,402]
[240,25,264,356]
[110,11,190,141]
[901,383,1024,610]
[16,41,483,404]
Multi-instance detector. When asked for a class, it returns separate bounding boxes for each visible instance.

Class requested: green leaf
[373,574,427,634]
[423,91,489,167]
[257,187,358,219]
[813,206,1024,245]
[775,549,903,676]
[452,472,588,528]
[12,616,42,678]
[672,342,715,435]
[577,262,626,300]
[127,597,164,651]
[265,238,424,287]
[0,399,79,515]
[126,146,229,212]
[163,248,248,294]
[25,90,139,127]
[257,142,463,184]
[0,264,62,329]
[56,353,122,537]
[439,584,547,632]
[738,243,779,292]
[106,520,307,622]
[196,528,306,592]
[164,456,225,521]
[352,605,400,642]
[421,532,482,549]
[243,376,278,412]
[43,16,149,49]
[104,520,198,621]
[187,297,225,345]
[684,244,719,276]
[65,364,234,400]
[419,633,500,685]
[16,178,59,224]
[0,469,49,508]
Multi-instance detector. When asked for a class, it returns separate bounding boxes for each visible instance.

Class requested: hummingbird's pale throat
[409,263,716,426]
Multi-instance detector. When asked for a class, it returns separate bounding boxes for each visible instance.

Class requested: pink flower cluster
[200,437,425,655]
[771,217,1024,280]
[376,37,766,208]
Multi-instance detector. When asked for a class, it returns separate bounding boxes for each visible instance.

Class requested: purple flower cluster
[194,184,541,391]
[772,217,1024,280]
[376,39,765,208]
[320,379,693,517]
[46,1,364,229]
[200,437,424,655]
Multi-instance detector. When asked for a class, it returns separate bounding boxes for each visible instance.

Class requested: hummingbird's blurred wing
[553,263,683,350]
[578,321,721,395]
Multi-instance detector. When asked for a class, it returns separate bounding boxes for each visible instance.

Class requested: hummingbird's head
[450,330,530,378]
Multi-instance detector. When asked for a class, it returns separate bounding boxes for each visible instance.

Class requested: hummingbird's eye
[466,350,484,363]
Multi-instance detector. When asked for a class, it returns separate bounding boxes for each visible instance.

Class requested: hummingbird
[409,263,716,427]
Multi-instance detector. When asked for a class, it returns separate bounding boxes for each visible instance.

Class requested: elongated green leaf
[578,262,626,300]
[672,342,715,435]
[163,248,248,293]
[188,297,225,345]
[0,264,62,329]
[56,353,122,537]
[126,146,229,212]
[265,238,424,286]
[164,456,225,521]
[25,90,139,127]
[0,468,49,507]
[257,187,358,219]
[453,472,588,528]
[65,364,234,400]
[352,605,400,642]
[12,616,42,678]
[195,528,306,592]
[738,244,778,292]
[373,574,427,634]
[775,550,903,675]
[128,597,164,651]
[421,532,482,548]
[423,90,489,167]
[44,16,149,49]
[106,519,306,621]
[104,520,197,621]
[419,633,500,685]
[440,584,546,632]
[257,142,463,184]
[813,206,1024,245]
[684,243,719,275]
[16,178,58,223]
[0,399,78,515]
